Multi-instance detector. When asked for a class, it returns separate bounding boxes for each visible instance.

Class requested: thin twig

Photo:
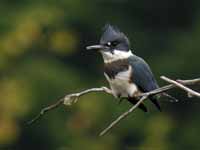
[27,98,64,125]
[63,87,112,106]
[138,77,200,97]
[28,87,112,125]
[99,77,200,136]
[178,78,200,85]
[28,77,200,136]
[161,76,200,98]
[99,95,148,136]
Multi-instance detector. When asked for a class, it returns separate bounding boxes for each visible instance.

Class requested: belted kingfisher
[86,24,162,112]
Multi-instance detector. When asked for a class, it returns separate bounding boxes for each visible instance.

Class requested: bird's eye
[111,41,118,46]
[105,41,118,47]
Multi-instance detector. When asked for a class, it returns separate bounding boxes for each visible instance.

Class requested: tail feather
[127,97,148,112]
[149,93,178,111]
[149,96,162,111]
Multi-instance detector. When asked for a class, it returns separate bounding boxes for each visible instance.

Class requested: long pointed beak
[86,44,106,51]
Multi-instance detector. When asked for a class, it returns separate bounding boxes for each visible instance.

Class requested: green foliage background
[0,0,199,149]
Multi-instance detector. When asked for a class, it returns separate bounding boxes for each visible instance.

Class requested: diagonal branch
[27,98,64,125]
[27,87,112,125]
[28,76,200,136]
[161,76,200,98]
[99,95,148,136]
[99,76,200,136]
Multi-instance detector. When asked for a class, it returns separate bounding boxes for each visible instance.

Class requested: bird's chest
[104,60,138,98]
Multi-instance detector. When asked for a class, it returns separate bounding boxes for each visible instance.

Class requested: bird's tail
[149,95,162,111]
[127,97,148,112]
[150,93,179,111]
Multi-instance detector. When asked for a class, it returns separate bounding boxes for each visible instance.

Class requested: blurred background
[0,0,199,150]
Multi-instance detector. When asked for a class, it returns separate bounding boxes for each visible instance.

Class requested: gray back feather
[128,55,159,92]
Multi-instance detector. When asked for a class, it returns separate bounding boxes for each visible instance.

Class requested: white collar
[101,49,133,63]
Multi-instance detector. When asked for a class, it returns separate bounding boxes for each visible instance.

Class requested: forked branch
[27,87,112,125]
[28,76,200,136]
[99,76,200,136]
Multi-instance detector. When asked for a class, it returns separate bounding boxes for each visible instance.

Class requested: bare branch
[139,77,200,97]
[99,95,148,136]
[99,77,200,136]
[63,87,112,106]
[27,98,64,125]
[161,76,200,98]
[28,87,112,125]
[178,78,200,85]
[28,76,200,136]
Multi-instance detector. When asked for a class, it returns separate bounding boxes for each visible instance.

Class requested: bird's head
[86,24,132,63]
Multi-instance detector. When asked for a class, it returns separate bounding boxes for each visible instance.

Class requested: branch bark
[99,76,200,136]
[99,95,148,136]
[161,76,200,98]
[28,76,200,136]
[27,87,112,125]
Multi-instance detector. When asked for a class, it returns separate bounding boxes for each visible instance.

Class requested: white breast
[104,66,138,98]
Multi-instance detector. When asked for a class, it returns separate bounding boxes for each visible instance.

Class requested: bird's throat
[101,50,133,63]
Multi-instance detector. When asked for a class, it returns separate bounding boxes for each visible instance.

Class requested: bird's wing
[128,55,158,92]
[128,55,162,111]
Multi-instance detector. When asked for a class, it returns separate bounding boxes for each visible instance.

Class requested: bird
[86,24,173,112]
